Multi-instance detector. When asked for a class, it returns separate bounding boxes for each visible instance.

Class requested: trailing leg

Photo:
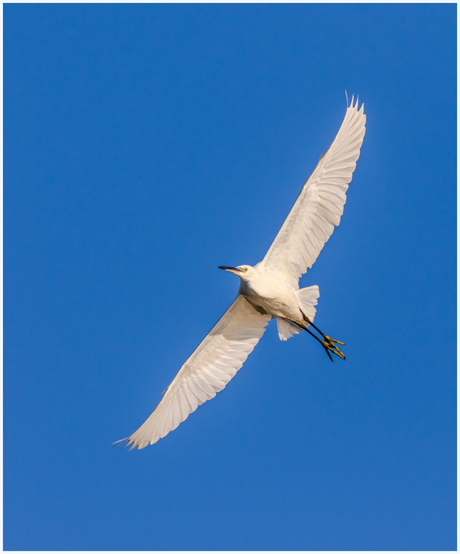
[300,311,346,361]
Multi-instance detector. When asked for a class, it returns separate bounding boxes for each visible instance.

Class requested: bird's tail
[296,285,319,323]
[276,285,320,341]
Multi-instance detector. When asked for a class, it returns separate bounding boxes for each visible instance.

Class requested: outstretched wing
[259,98,366,288]
[124,296,271,449]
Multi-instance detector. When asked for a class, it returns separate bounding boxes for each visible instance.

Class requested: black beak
[218,266,242,272]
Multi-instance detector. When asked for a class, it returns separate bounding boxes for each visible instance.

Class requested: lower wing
[122,295,271,449]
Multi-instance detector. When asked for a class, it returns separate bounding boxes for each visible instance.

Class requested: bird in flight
[120,97,366,449]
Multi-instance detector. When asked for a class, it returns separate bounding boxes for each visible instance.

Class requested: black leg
[300,313,346,361]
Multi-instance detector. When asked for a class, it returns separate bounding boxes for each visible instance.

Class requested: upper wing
[124,296,271,449]
[259,98,366,288]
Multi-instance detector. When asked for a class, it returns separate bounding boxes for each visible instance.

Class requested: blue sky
[4,3,456,551]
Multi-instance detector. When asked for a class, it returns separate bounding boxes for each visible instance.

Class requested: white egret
[120,97,366,449]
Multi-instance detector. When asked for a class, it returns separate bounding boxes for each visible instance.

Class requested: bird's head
[218,264,256,282]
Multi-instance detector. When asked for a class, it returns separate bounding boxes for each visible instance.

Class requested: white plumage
[124,296,271,448]
[260,99,366,287]
[121,97,366,449]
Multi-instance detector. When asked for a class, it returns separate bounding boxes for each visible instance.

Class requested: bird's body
[239,265,301,321]
[120,97,366,449]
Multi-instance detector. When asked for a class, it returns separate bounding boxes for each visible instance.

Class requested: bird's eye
[243,267,248,272]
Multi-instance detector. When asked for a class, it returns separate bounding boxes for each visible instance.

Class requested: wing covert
[125,295,271,449]
[259,98,366,287]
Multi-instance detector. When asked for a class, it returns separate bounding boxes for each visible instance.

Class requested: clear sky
[4,3,456,551]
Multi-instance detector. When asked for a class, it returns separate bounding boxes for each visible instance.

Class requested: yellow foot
[322,336,346,361]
